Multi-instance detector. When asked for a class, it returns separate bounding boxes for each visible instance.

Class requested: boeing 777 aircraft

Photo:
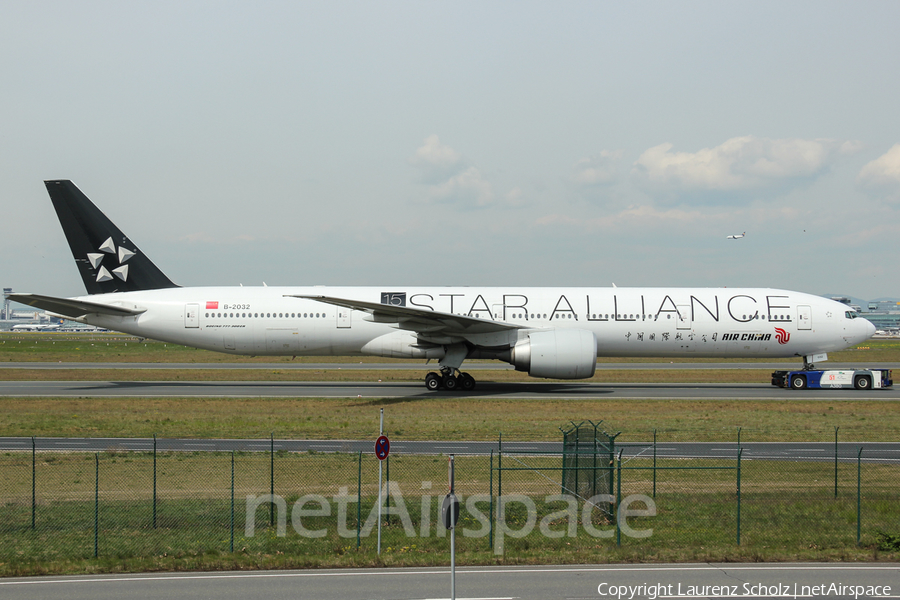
[12,181,875,391]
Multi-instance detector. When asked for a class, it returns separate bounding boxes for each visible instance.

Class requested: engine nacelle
[510,329,597,379]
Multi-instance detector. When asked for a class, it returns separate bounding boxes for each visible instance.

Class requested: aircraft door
[336,307,351,328]
[676,305,691,330]
[185,303,199,328]
[492,304,504,320]
[798,305,812,330]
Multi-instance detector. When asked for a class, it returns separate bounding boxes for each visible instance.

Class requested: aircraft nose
[860,317,876,342]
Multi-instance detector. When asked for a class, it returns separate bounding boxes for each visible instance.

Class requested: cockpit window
[845,311,857,319]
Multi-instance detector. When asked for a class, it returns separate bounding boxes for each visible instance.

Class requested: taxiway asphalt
[0,563,896,600]
[1,379,898,400]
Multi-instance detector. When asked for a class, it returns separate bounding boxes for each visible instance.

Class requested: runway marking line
[1,564,897,586]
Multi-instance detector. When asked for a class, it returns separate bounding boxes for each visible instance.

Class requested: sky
[2,1,899,300]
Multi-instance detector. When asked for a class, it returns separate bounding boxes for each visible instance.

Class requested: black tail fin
[45,180,179,294]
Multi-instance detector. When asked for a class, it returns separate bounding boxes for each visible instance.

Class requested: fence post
[856,446,862,547]
[31,436,36,530]
[615,449,622,547]
[574,427,579,499]
[737,426,742,448]
[94,453,99,558]
[497,433,502,503]
[356,451,362,550]
[230,450,235,553]
[834,426,839,498]
[489,449,494,551]
[737,447,742,546]
[385,455,391,525]
[592,424,598,498]
[269,433,275,527]
[153,433,157,529]
[652,429,657,499]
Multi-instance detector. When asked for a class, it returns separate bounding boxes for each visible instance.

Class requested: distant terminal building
[866,300,900,312]
[856,299,900,334]
[864,308,900,333]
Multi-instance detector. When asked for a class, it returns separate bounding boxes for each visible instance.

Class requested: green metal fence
[0,438,897,565]
[491,442,898,554]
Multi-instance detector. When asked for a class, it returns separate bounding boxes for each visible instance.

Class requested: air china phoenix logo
[774,327,790,345]
[86,236,135,283]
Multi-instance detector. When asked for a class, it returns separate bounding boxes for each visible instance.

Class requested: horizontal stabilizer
[8,293,146,319]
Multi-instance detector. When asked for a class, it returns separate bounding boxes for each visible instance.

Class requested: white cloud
[536,205,708,230]
[632,136,858,193]
[409,135,499,208]
[572,150,624,186]
[533,202,809,237]
[428,166,494,207]
[408,134,464,183]
[857,144,900,196]
[505,187,526,207]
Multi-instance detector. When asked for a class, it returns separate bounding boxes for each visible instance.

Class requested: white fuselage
[69,286,874,360]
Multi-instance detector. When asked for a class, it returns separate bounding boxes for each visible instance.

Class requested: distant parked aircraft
[11,323,60,332]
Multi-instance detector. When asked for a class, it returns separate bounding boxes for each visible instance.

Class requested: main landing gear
[425,368,476,391]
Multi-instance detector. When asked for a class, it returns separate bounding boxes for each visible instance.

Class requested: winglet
[45,180,179,294]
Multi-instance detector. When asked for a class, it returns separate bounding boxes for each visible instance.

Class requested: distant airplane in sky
[10,181,875,391]
[726,232,746,239]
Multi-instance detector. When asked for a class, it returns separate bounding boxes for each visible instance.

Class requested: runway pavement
[0,563,896,600]
[4,437,898,462]
[1,379,898,400]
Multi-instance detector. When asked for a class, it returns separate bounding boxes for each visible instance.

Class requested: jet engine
[509,329,597,379]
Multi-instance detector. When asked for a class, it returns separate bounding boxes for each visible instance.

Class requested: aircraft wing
[8,293,147,319]
[288,294,522,346]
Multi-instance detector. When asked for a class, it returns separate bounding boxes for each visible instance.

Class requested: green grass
[1,396,898,442]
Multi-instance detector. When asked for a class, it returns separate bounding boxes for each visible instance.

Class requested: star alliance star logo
[87,236,136,283]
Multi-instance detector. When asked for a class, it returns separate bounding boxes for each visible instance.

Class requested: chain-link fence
[0,436,897,566]
[493,441,898,555]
